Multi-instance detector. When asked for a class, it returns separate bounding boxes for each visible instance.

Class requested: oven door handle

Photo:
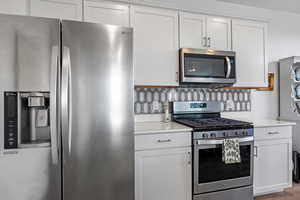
[225,56,232,78]
[196,136,254,145]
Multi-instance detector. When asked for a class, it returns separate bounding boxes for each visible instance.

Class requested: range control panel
[193,128,254,140]
[4,92,18,149]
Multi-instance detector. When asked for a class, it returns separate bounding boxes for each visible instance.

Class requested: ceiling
[217,0,300,14]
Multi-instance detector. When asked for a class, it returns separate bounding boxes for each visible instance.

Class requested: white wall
[251,11,300,120]
[136,0,300,121]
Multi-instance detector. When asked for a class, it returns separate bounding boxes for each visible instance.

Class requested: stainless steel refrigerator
[0,14,134,200]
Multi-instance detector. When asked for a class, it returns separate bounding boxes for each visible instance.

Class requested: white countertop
[135,119,296,135]
[225,118,296,128]
[135,121,192,135]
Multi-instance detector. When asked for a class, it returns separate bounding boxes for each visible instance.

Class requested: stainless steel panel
[180,48,236,57]
[194,186,253,200]
[0,14,60,200]
[193,141,254,194]
[0,14,59,91]
[179,48,236,85]
[61,21,134,200]
[172,101,221,114]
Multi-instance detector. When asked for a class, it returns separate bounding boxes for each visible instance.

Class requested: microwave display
[184,54,227,78]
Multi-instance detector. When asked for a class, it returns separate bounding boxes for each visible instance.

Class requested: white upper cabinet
[232,19,268,88]
[206,16,231,51]
[179,12,206,49]
[84,1,130,27]
[29,0,82,21]
[180,12,231,51]
[0,0,28,16]
[131,6,179,86]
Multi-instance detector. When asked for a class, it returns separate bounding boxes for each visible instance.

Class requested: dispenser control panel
[4,92,18,149]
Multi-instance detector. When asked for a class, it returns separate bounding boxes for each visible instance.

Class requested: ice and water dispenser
[4,92,51,149]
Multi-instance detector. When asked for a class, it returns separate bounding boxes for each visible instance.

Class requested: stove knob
[210,133,216,138]
[235,131,239,136]
[223,132,227,137]
[202,133,208,138]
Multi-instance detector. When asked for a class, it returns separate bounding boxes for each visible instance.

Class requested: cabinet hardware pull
[157,139,171,143]
[3,150,18,155]
[268,132,280,135]
[176,72,179,82]
[188,151,192,165]
[254,146,258,157]
[203,37,207,47]
[207,37,211,48]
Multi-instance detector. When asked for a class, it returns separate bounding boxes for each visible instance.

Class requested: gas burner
[174,118,252,131]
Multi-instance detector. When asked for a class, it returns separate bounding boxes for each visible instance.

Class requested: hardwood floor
[255,184,300,200]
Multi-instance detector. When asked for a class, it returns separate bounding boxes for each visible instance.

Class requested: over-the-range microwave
[179,48,236,87]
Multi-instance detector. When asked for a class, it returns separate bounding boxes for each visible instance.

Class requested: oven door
[193,137,253,194]
[180,49,236,84]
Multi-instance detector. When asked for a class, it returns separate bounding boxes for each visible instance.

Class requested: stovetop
[174,117,253,131]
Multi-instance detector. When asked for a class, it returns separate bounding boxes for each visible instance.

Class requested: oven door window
[184,54,227,78]
[197,144,251,184]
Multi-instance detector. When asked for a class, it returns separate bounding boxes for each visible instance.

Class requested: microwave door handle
[225,56,232,78]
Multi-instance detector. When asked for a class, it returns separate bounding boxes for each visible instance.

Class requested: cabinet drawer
[254,126,292,141]
[135,132,191,151]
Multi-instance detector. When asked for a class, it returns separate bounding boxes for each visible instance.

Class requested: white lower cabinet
[135,147,192,200]
[253,126,293,196]
[135,131,192,200]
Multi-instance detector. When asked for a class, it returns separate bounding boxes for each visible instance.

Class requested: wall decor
[135,87,251,114]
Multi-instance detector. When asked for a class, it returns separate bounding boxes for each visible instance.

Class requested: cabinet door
[135,148,192,200]
[206,16,231,51]
[232,19,268,87]
[179,12,206,49]
[131,6,179,86]
[0,0,27,15]
[254,139,292,196]
[84,1,130,27]
[29,0,82,21]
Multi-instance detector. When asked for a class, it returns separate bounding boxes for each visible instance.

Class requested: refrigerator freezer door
[0,14,61,200]
[0,14,59,92]
[61,21,134,200]
[0,148,60,200]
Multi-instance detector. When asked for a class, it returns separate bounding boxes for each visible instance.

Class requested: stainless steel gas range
[171,101,254,200]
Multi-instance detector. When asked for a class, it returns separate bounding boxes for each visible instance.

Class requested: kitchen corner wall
[134,87,251,114]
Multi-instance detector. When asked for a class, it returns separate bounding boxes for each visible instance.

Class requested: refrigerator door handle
[62,46,73,156]
[50,46,59,165]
